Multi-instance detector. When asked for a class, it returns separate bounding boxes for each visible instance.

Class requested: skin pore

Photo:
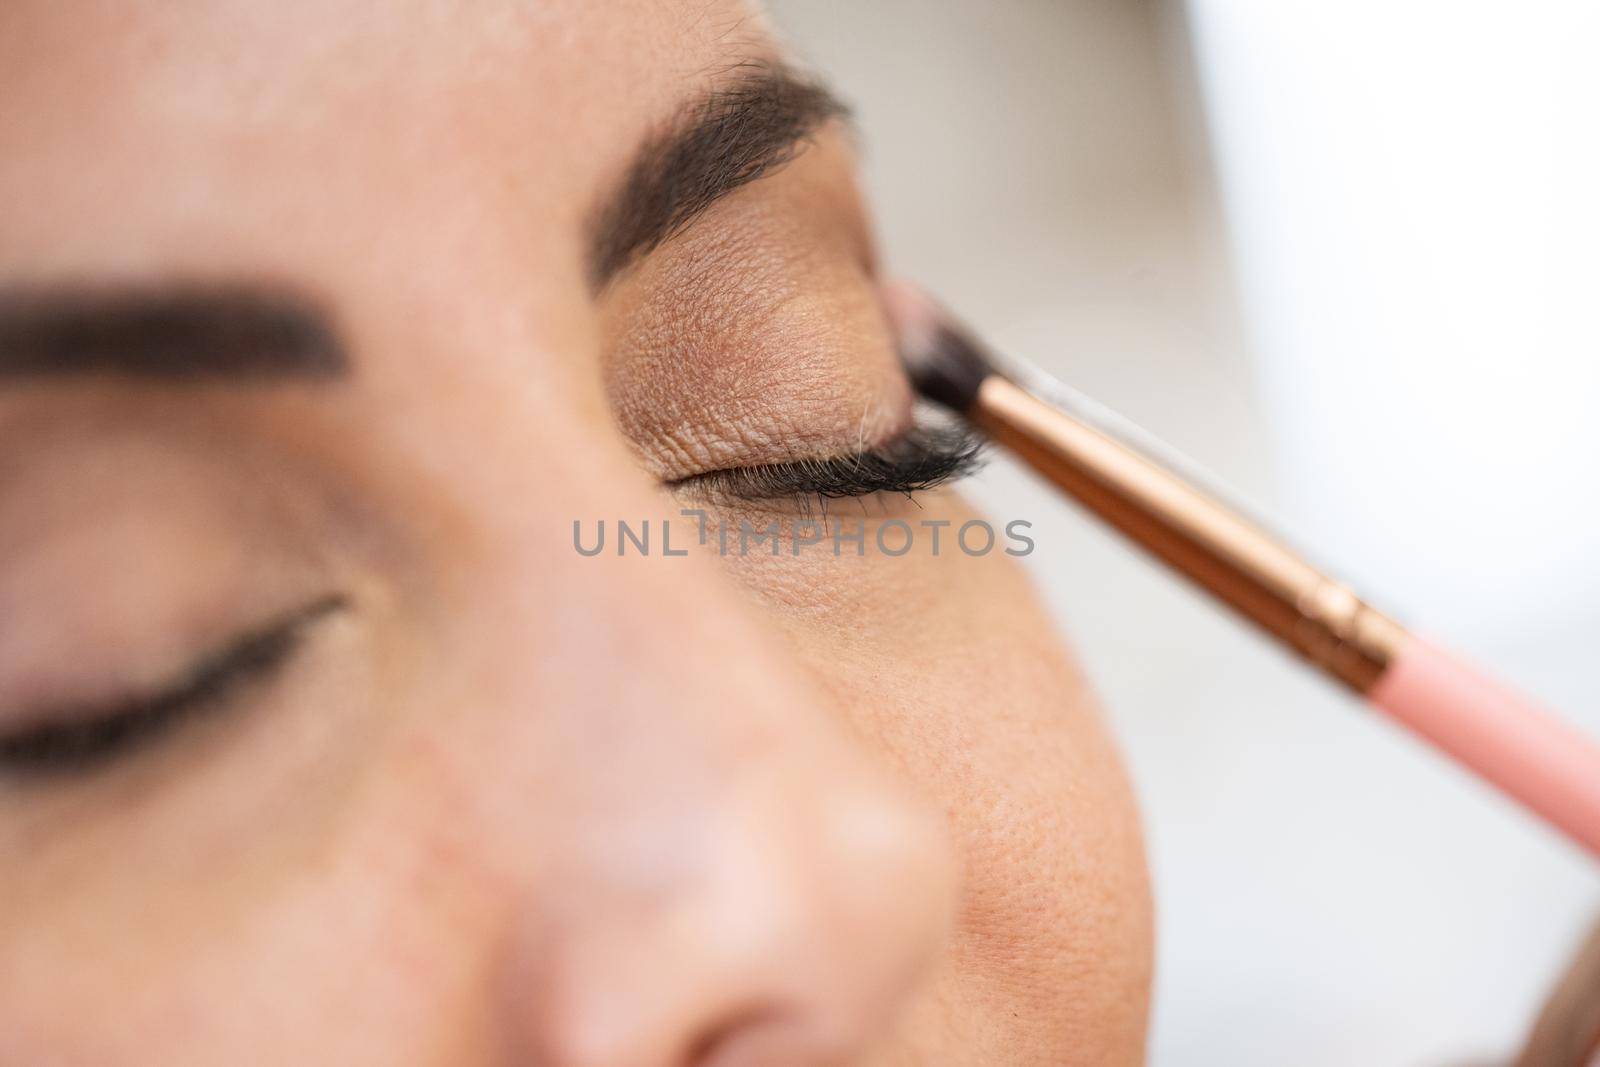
[0,2,1152,1064]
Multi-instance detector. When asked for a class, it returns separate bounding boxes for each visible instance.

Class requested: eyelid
[668,419,985,506]
[0,594,346,776]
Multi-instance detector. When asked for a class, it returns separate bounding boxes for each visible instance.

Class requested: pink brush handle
[1369,636,1600,858]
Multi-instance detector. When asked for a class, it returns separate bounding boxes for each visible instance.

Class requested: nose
[525,763,953,1067]
[479,533,957,1067]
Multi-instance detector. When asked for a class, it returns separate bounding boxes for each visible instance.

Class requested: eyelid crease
[0,593,347,776]
[667,419,986,505]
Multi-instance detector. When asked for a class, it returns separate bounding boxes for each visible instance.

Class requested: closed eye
[668,419,985,507]
[0,594,346,777]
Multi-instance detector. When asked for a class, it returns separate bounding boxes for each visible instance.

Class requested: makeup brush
[887,281,1600,860]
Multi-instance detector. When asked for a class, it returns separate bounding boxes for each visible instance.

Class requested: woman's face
[0,2,1151,1063]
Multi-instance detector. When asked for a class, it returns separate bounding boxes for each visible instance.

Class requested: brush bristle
[882,281,996,413]
[906,324,994,413]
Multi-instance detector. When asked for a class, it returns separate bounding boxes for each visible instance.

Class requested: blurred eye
[0,594,345,777]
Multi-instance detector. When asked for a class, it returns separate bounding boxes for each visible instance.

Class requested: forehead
[0,0,775,295]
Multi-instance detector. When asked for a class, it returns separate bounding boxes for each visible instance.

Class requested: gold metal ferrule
[971,376,1406,693]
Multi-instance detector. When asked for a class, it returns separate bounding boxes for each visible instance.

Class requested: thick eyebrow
[0,285,349,382]
[586,61,851,292]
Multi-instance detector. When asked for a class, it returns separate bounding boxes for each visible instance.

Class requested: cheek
[0,713,515,1065]
[753,493,1154,1052]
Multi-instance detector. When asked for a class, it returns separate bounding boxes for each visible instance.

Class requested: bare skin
[0,2,1152,1063]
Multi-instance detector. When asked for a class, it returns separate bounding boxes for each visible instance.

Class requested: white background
[767,2,1600,1063]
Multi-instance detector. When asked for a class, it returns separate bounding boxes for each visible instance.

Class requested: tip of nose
[525,826,954,1067]
[521,744,956,1067]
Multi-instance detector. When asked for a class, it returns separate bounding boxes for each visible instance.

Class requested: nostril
[688,1007,834,1067]
[685,1006,776,1062]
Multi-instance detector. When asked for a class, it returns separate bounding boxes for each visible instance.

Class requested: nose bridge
[464,483,956,1065]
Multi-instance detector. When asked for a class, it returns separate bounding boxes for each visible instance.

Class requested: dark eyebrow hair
[0,285,349,382]
[586,61,851,292]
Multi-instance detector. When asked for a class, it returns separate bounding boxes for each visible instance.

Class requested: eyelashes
[669,420,986,507]
[0,594,345,777]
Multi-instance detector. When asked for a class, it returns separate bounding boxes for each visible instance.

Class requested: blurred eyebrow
[586,61,851,292]
[0,285,349,382]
